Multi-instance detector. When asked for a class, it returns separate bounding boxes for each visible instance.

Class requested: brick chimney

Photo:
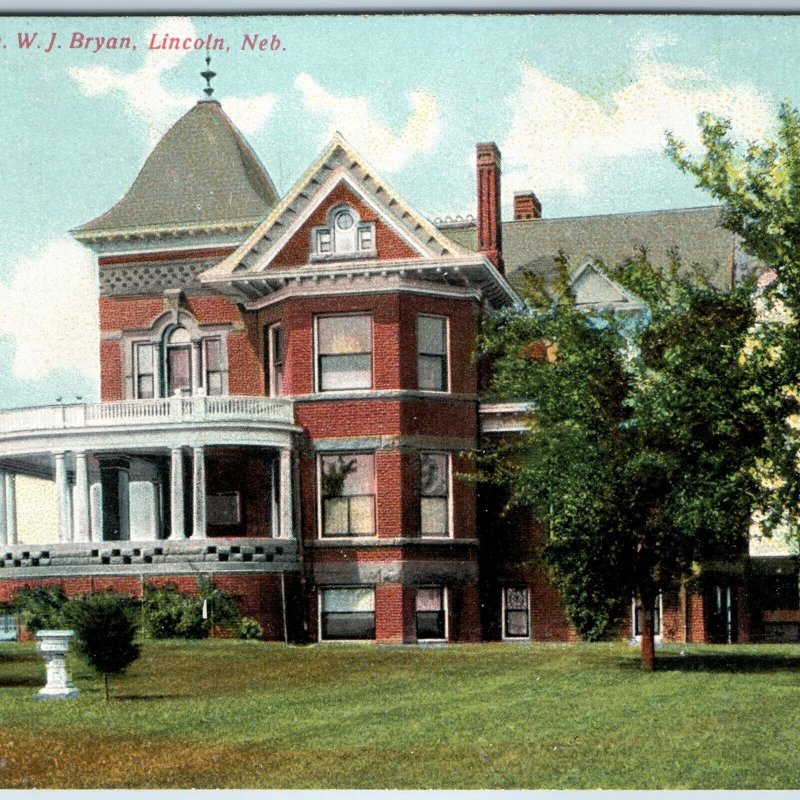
[513,191,542,220]
[476,142,503,273]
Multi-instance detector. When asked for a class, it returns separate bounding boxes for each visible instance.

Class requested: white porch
[0,395,300,547]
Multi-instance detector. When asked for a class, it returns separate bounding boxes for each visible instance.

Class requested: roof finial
[201,56,216,99]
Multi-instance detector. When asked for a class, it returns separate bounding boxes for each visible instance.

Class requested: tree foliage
[11,585,67,633]
[478,252,761,663]
[667,104,800,538]
[63,592,140,701]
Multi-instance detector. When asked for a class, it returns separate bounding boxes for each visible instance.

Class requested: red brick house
[0,97,795,644]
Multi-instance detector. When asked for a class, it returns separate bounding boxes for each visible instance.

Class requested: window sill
[310,250,377,264]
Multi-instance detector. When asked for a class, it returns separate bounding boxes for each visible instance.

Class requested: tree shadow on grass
[619,652,800,673]
[0,675,43,688]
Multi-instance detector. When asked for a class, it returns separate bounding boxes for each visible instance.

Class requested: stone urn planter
[35,630,79,700]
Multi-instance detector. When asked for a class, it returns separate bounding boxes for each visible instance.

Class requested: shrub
[142,580,241,639]
[238,618,264,640]
[11,585,67,633]
[63,592,140,701]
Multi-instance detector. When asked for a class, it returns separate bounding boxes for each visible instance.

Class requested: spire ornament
[201,56,216,99]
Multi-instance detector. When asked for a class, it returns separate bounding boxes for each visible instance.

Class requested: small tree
[64,593,140,701]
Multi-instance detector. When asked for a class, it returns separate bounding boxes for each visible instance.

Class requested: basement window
[320,587,375,640]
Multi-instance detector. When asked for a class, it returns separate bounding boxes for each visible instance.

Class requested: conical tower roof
[74,100,279,241]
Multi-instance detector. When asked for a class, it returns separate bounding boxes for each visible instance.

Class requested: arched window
[165,326,192,397]
[312,205,376,260]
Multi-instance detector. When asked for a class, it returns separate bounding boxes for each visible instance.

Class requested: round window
[335,211,354,230]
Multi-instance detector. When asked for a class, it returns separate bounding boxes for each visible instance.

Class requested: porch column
[192,446,206,539]
[54,452,72,543]
[279,447,293,539]
[170,447,185,540]
[5,472,16,545]
[0,470,6,546]
[73,451,92,542]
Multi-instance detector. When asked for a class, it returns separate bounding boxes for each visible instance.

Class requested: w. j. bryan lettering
[16,31,284,53]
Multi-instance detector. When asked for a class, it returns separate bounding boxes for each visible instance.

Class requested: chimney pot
[476,142,503,274]
[513,191,542,221]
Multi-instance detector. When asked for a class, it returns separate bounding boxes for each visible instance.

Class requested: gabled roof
[441,206,760,291]
[73,101,279,241]
[201,132,471,281]
[569,261,647,313]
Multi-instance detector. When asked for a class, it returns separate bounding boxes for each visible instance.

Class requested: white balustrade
[0,395,294,435]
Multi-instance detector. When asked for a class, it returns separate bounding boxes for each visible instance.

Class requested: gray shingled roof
[441,206,759,291]
[75,101,279,236]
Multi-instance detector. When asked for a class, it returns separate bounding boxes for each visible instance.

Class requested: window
[320,453,375,537]
[135,343,155,399]
[633,595,662,637]
[320,587,375,640]
[503,586,530,639]
[416,587,446,640]
[166,326,192,396]
[203,338,223,396]
[420,452,450,537]
[312,205,376,259]
[417,316,448,391]
[316,315,372,391]
[206,492,241,526]
[267,323,285,397]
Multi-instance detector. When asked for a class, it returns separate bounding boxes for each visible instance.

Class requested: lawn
[1,639,799,789]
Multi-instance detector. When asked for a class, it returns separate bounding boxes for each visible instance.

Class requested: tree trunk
[640,603,656,672]
[104,673,109,702]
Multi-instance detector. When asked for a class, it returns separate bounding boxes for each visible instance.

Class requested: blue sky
[0,13,797,408]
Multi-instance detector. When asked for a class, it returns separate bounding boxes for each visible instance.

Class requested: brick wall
[269,183,419,269]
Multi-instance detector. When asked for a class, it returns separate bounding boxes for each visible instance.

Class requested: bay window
[417,315,448,391]
[316,314,372,391]
[420,452,450,537]
[320,453,375,537]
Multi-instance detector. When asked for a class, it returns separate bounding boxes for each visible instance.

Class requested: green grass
[1,639,799,789]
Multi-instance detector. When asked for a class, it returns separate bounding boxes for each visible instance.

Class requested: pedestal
[35,630,79,700]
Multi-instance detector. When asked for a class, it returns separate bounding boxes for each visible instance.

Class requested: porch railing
[0,395,295,435]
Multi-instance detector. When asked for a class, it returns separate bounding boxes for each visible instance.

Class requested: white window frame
[419,451,453,539]
[415,586,449,643]
[266,321,285,398]
[317,451,377,539]
[501,586,531,641]
[133,341,156,400]
[201,336,225,397]
[310,204,377,261]
[416,314,450,393]
[317,586,376,642]
[314,313,374,393]
[631,593,664,642]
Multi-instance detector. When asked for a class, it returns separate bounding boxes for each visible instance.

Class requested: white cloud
[503,38,773,197]
[294,73,440,172]
[68,17,277,144]
[0,238,98,381]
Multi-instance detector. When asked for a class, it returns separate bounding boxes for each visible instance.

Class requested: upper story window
[417,315,449,392]
[129,315,228,399]
[266,322,285,397]
[166,326,192,397]
[316,314,372,392]
[312,205,376,261]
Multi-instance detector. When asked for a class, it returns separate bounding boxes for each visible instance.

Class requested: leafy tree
[667,104,800,539]
[11,585,67,633]
[64,592,140,701]
[479,253,761,669]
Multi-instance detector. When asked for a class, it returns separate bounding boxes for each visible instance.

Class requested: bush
[142,580,241,639]
[238,618,264,640]
[11,586,67,633]
[63,592,140,701]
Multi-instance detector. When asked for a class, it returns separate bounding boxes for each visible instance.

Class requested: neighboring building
[0,95,795,644]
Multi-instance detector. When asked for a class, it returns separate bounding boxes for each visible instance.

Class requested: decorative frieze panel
[100,261,210,296]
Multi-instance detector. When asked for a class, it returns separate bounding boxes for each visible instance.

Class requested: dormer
[311,204,376,262]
